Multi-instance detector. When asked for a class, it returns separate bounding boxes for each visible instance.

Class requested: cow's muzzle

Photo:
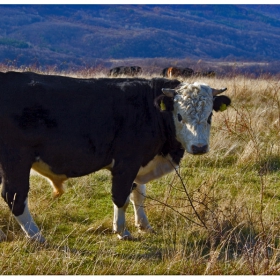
[191,144,208,155]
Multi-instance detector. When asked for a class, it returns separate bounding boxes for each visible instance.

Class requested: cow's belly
[134,154,177,185]
[31,154,177,188]
[32,156,114,181]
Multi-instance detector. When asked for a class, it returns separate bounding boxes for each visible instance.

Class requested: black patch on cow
[14,105,57,130]
[83,133,96,154]
[161,138,184,166]
[213,95,231,112]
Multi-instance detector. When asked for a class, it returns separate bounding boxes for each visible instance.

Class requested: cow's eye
[207,112,213,124]
[177,113,183,122]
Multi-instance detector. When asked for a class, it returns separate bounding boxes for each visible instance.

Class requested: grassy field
[1,71,280,275]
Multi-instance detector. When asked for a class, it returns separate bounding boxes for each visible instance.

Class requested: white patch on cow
[171,82,213,154]
[14,199,45,243]
[134,154,177,185]
[130,184,153,232]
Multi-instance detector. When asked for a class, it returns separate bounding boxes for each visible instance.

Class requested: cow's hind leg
[50,178,65,198]
[0,150,45,243]
[130,183,154,233]
[32,160,67,198]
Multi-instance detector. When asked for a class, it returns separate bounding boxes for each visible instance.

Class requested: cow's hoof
[52,189,64,198]
[137,225,155,234]
[116,229,133,240]
[29,233,46,244]
[117,234,133,241]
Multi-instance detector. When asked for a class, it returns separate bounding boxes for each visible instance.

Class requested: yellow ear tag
[160,100,166,111]
[220,103,227,111]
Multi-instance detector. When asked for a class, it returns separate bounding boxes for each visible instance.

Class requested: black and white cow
[0,71,231,242]
[109,66,142,77]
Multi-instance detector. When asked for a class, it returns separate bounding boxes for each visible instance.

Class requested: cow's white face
[172,83,212,154]
[161,82,230,155]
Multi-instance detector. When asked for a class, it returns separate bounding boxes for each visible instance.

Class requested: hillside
[0,5,280,72]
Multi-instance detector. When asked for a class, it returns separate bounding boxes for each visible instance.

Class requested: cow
[161,67,169,77]
[163,67,194,78]
[194,71,216,78]
[0,71,231,242]
[109,66,142,77]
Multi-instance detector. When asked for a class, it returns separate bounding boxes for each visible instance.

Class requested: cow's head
[161,82,231,155]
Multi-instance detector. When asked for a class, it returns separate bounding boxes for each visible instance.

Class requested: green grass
[1,73,280,274]
[1,155,280,275]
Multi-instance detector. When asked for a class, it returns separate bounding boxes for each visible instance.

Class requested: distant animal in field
[194,71,216,77]
[0,71,231,242]
[161,67,169,77]
[162,67,194,78]
[109,66,142,77]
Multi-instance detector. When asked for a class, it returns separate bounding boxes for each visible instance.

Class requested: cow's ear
[162,88,176,98]
[213,95,231,112]
[154,95,174,111]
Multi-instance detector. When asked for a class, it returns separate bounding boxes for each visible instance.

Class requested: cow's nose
[191,144,208,155]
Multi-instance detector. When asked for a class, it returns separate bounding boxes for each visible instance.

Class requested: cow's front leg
[113,196,132,240]
[111,160,140,240]
[14,199,45,243]
[130,183,153,233]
